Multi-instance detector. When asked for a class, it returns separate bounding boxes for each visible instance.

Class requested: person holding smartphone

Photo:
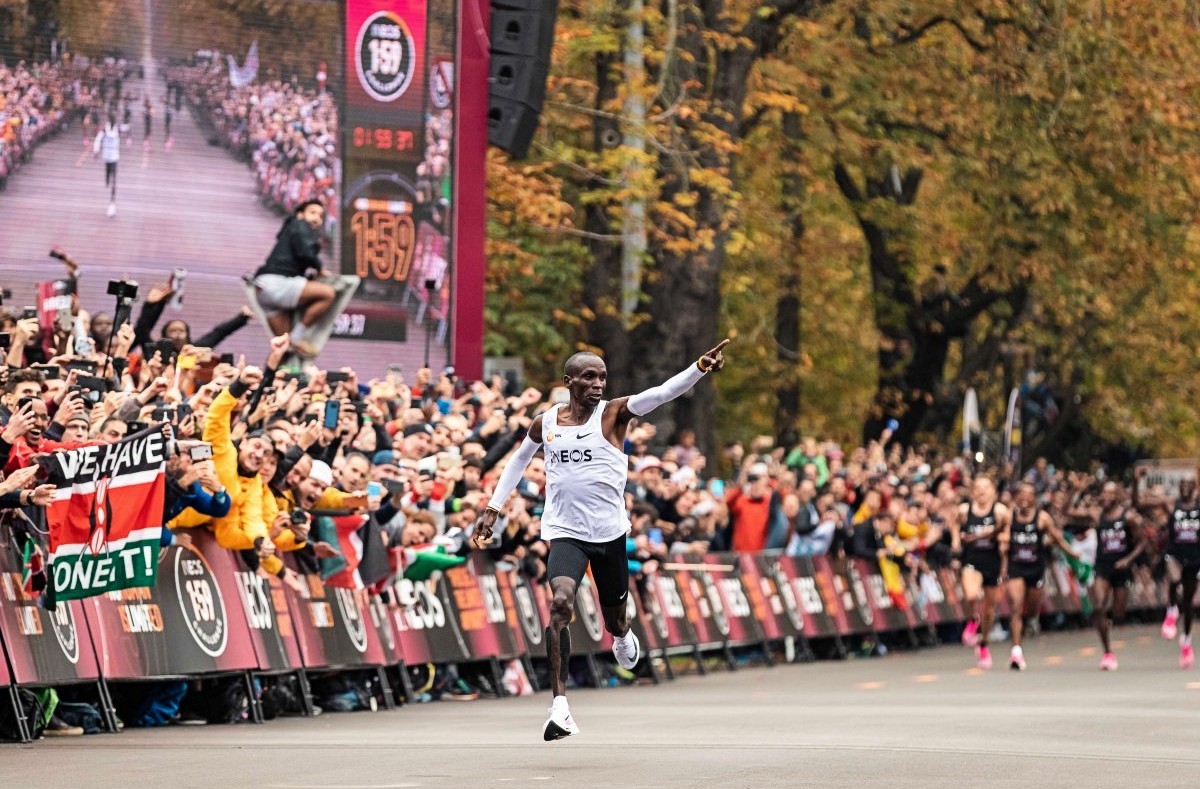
[472,338,733,741]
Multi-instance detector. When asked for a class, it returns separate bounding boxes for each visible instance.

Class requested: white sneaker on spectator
[542,696,579,742]
[612,630,640,670]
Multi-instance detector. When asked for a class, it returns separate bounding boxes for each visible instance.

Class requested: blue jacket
[162,481,232,545]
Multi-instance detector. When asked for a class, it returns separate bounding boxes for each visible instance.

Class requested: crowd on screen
[163,57,338,232]
[0,57,132,189]
[0,257,1183,732]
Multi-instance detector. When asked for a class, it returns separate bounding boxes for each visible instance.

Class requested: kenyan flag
[38,427,167,601]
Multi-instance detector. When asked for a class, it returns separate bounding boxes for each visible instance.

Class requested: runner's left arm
[619,339,731,418]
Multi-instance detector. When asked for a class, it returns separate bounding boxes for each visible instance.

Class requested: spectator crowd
[163,57,338,233]
[0,257,1181,733]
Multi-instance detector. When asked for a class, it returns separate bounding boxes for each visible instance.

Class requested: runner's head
[563,352,605,408]
[1181,478,1197,502]
[1100,480,1120,507]
[1015,481,1036,510]
[972,475,996,505]
[294,199,325,231]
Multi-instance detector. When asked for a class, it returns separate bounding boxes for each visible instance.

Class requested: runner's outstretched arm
[472,416,544,547]
[619,339,731,418]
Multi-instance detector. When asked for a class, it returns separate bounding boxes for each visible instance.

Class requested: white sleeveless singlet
[540,400,631,543]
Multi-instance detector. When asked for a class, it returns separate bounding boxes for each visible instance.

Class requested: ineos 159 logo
[50,603,80,664]
[514,583,543,646]
[174,547,228,657]
[355,11,417,102]
[334,587,369,653]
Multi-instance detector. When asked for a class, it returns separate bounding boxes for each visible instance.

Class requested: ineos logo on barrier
[479,574,507,625]
[369,595,395,651]
[514,583,543,646]
[703,575,730,636]
[769,563,806,631]
[234,572,273,632]
[49,603,80,664]
[644,577,670,639]
[333,587,369,653]
[355,11,417,102]
[846,565,874,626]
[173,547,228,658]
[575,576,604,641]
[395,579,446,630]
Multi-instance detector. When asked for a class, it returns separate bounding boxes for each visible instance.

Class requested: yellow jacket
[203,388,267,552]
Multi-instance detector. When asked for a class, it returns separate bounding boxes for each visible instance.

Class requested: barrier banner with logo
[0,551,99,685]
[509,574,548,660]
[489,563,530,660]
[697,554,765,647]
[277,556,389,669]
[854,559,914,634]
[442,564,508,660]
[84,543,257,678]
[745,553,808,640]
[389,575,465,664]
[928,568,964,624]
[175,529,305,674]
[804,556,855,637]
[566,572,613,657]
[639,570,699,655]
[470,557,525,660]
[665,565,726,650]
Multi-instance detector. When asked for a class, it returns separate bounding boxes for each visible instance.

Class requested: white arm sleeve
[485,434,541,512]
[627,364,707,417]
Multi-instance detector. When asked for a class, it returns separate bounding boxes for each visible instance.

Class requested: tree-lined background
[6,0,1200,462]
[487,0,1200,464]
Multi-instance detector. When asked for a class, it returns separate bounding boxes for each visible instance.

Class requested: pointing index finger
[711,338,732,354]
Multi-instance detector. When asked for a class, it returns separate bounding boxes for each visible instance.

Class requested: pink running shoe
[1100,652,1118,671]
[1163,609,1179,641]
[977,645,993,670]
[962,620,980,647]
[1181,644,1195,670]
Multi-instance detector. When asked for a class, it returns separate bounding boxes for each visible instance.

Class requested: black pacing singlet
[963,503,1000,563]
[1095,510,1132,572]
[1009,509,1047,571]
[1168,499,1200,564]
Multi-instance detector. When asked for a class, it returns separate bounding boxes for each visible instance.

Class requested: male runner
[472,340,732,740]
[1161,478,1200,668]
[1072,481,1147,670]
[92,114,121,217]
[951,476,1011,669]
[1006,482,1078,670]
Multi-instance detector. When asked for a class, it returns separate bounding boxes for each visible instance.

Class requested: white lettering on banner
[771,564,805,631]
[369,596,395,651]
[921,573,945,604]
[234,572,273,631]
[759,577,784,615]
[17,606,39,636]
[59,544,153,595]
[333,587,369,653]
[514,584,543,646]
[720,578,753,619]
[54,432,165,484]
[689,578,713,620]
[867,574,894,610]
[644,577,670,639]
[479,574,506,625]
[173,547,229,657]
[576,576,604,641]
[395,579,445,630]
[702,574,730,636]
[659,575,686,619]
[793,577,825,615]
[124,603,159,633]
[50,603,80,664]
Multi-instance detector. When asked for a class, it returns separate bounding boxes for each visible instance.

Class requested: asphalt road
[9,624,1200,789]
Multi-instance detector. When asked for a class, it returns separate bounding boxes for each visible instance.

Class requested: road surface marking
[964,668,984,676]
[1079,647,1097,657]
[913,674,939,683]
[857,681,885,690]
[1113,640,1127,650]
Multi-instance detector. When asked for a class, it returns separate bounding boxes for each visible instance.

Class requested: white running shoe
[612,630,641,670]
[542,698,579,742]
[106,202,117,218]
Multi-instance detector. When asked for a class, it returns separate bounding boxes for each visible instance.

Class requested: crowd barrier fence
[0,522,1167,742]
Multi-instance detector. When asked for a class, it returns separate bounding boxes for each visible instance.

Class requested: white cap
[748,462,770,479]
[671,466,697,488]
[310,460,334,487]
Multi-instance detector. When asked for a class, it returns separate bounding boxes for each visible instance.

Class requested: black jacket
[255,217,322,278]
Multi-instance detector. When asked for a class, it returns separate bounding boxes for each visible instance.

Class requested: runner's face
[566,359,606,408]
[1016,486,1035,510]
[1181,479,1197,501]
[972,478,994,505]
[1100,482,1120,507]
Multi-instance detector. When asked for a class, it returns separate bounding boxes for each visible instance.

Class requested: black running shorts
[963,551,1003,587]
[1008,565,1046,589]
[546,535,629,608]
[1095,564,1132,587]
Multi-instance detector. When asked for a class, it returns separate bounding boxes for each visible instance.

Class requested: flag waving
[37,427,167,601]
